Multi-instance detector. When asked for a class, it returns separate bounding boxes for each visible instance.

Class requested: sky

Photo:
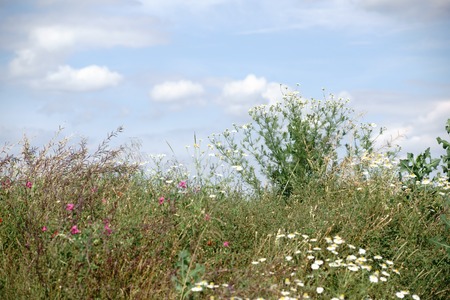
[1,0,450,164]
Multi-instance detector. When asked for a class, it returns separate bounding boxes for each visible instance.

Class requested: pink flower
[178,180,187,189]
[42,226,47,232]
[66,203,75,211]
[204,214,211,221]
[25,181,32,189]
[104,223,112,236]
[158,197,165,205]
[70,225,81,235]
[223,241,229,247]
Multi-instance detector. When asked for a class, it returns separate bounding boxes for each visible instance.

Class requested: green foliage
[437,118,450,179]
[431,195,450,257]
[172,249,205,300]
[210,87,387,197]
[0,99,449,299]
[399,148,440,182]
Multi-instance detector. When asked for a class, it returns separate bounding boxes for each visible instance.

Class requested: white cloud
[137,0,229,15]
[357,0,450,20]
[9,49,40,77]
[36,65,123,92]
[222,74,267,98]
[1,2,166,82]
[150,80,205,102]
[28,20,165,53]
[218,74,283,116]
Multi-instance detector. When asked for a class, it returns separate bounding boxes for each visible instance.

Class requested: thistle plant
[172,249,205,300]
[210,87,389,197]
[399,148,440,183]
[437,118,450,180]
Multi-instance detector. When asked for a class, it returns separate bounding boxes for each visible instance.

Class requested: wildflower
[369,274,379,283]
[316,287,324,294]
[333,235,345,244]
[66,203,75,211]
[70,225,81,235]
[223,241,229,247]
[381,271,390,277]
[196,280,208,286]
[360,264,372,271]
[421,178,431,185]
[347,264,359,271]
[158,197,165,205]
[191,286,203,292]
[348,244,356,249]
[356,256,368,264]
[26,181,32,189]
[178,180,187,189]
[287,233,296,239]
[329,261,341,267]
[232,165,243,172]
[412,295,420,300]
[104,223,112,235]
[314,259,324,265]
[295,279,304,287]
[204,214,211,221]
[346,255,357,261]
[395,292,405,298]
[42,226,47,232]
[285,255,293,261]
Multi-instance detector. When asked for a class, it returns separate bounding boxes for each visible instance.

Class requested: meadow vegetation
[0,89,449,299]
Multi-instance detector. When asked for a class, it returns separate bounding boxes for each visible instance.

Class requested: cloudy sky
[1,0,449,162]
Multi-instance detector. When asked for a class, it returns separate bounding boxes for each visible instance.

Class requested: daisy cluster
[190,231,420,300]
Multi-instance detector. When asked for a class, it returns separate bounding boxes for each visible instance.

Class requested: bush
[210,87,391,197]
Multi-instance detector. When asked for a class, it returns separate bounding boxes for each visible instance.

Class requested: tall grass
[0,100,449,299]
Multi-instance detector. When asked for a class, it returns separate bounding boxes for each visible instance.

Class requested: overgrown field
[1,91,449,299]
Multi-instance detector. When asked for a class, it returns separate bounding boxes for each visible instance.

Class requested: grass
[0,128,449,300]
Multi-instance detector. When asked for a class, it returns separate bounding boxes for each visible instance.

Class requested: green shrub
[210,87,389,197]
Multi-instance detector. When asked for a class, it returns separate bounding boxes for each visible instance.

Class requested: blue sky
[1,0,450,162]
